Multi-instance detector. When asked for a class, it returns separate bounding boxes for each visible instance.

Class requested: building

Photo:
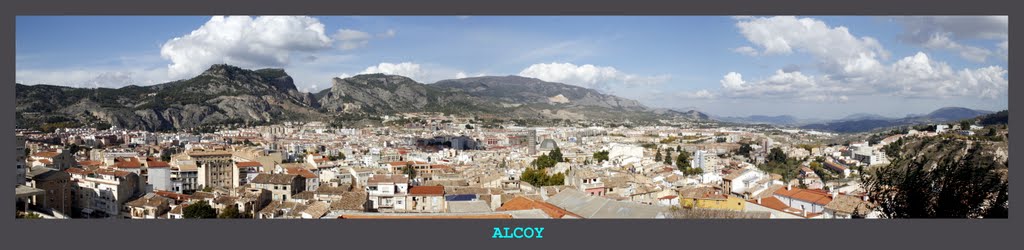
[16,135,27,186]
[146,160,172,192]
[250,173,304,201]
[366,174,410,211]
[171,163,199,194]
[192,151,234,190]
[29,150,76,171]
[823,194,877,219]
[677,186,745,211]
[406,185,446,212]
[233,161,264,188]
[125,193,173,219]
[772,186,833,216]
[25,168,73,215]
[67,167,141,218]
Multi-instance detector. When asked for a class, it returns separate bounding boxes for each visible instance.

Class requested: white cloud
[16,67,171,89]
[681,89,716,99]
[735,16,889,78]
[720,72,747,90]
[379,29,397,38]
[726,16,1008,101]
[518,62,670,91]
[920,32,992,63]
[358,62,426,80]
[160,16,333,79]
[733,46,759,56]
[894,16,1007,62]
[719,51,1008,101]
[334,29,372,50]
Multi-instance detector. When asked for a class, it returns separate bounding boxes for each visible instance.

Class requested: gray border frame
[2,1,1020,249]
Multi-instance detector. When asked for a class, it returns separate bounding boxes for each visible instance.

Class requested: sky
[15,16,1009,119]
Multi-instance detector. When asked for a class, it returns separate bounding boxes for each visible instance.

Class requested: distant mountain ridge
[16,64,712,131]
[799,107,994,133]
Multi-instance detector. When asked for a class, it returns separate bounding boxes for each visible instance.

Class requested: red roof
[147,161,170,168]
[114,157,142,168]
[32,151,62,158]
[78,160,104,167]
[235,161,262,168]
[774,187,833,206]
[284,167,318,179]
[409,186,445,195]
[497,196,582,219]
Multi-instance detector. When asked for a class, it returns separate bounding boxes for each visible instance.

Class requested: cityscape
[14,16,1009,219]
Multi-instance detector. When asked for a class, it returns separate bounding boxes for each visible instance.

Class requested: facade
[26,168,73,215]
[67,168,140,218]
[192,151,234,190]
[406,185,446,212]
[250,173,304,201]
[232,161,264,188]
[16,135,27,186]
[366,174,409,211]
[29,150,76,171]
[125,193,173,219]
[146,160,172,192]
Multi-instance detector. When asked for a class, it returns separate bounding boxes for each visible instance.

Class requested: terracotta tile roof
[251,173,300,185]
[774,187,833,206]
[497,196,582,219]
[409,185,445,196]
[32,151,62,158]
[147,160,170,168]
[284,167,318,179]
[235,161,262,168]
[367,174,408,184]
[78,160,104,167]
[114,157,142,168]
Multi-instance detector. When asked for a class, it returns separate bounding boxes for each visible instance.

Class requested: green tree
[863,138,1008,218]
[550,146,564,163]
[183,201,217,219]
[403,162,417,179]
[960,120,972,130]
[592,151,609,163]
[218,204,243,219]
[737,143,752,158]
[465,124,474,129]
[664,150,673,165]
[676,145,682,152]
[654,150,662,162]
[675,150,690,170]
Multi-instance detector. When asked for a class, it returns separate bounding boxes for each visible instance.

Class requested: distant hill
[17,65,714,131]
[16,64,324,131]
[799,107,995,133]
[715,115,801,125]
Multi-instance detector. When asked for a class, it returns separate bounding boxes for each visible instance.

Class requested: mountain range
[16,64,710,131]
[798,107,994,133]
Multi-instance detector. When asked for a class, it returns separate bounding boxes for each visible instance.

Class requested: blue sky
[15,16,1009,119]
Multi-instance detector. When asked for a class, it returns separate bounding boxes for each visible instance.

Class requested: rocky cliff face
[17,65,713,131]
[16,64,324,131]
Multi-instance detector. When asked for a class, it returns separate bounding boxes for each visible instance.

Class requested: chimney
[757,197,762,204]
[802,210,808,217]
[786,184,792,190]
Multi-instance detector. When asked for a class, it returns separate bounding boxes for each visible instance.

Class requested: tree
[737,143,752,158]
[664,150,673,165]
[160,153,172,162]
[465,124,474,129]
[960,120,972,130]
[768,148,787,163]
[676,145,682,152]
[654,150,662,162]
[404,162,417,179]
[183,201,217,219]
[592,151,609,163]
[218,204,243,219]
[550,146,564,163]
[862,138,1008,218]
[675,150,691,171]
